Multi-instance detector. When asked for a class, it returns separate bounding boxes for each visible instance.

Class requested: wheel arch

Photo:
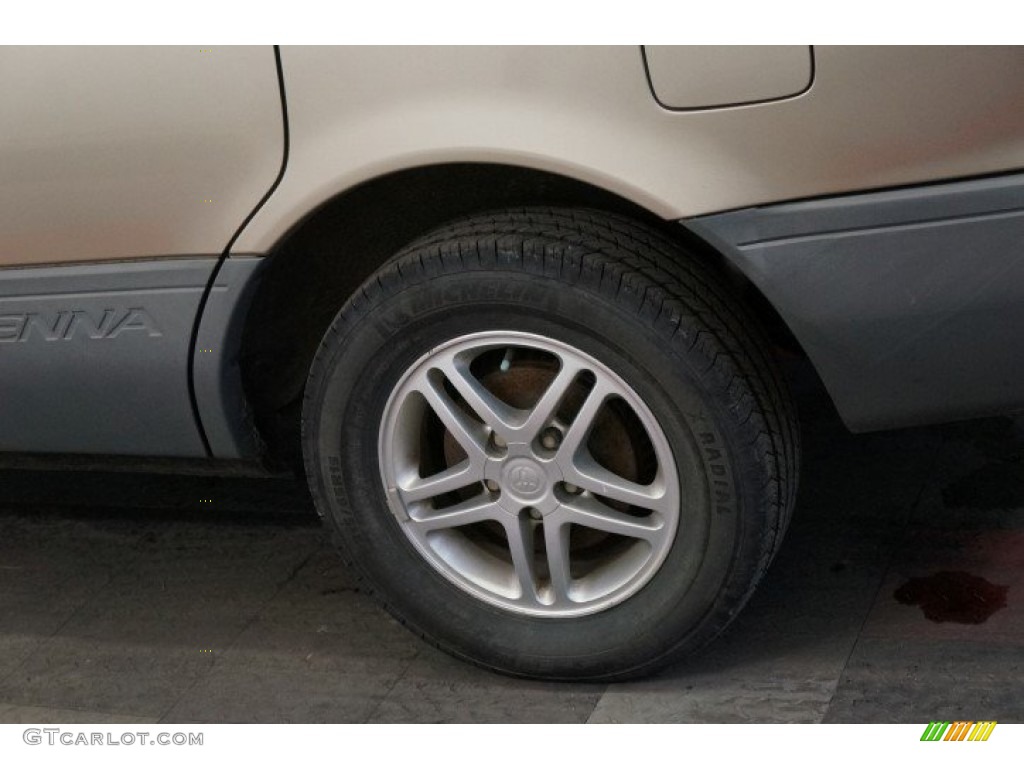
[238,161,817,466]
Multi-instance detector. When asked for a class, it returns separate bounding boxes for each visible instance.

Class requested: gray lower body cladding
[0,257,261,457]
[688,173,1024,432]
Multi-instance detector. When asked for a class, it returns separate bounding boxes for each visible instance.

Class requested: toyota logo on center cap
[504,459,546,499]
[511,466,541,493]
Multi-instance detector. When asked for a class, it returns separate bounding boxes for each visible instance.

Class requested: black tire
[302,208,799,681]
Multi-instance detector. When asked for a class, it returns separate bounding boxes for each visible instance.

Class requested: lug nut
[563,483,580,494]
[540,427,562,450]
[485,480,500,492]
[492,434,507,449]
[527,507,542,521]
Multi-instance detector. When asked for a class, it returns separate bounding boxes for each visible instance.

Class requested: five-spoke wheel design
[379,331,680,617]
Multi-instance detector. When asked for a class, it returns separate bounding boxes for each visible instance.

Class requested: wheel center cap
[502,458,548,501]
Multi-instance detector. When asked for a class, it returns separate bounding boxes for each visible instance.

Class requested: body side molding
[689,173,1024,432]
[0,259,217,456]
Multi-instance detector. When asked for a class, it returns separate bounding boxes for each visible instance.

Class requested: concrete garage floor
[0,389,1022,723]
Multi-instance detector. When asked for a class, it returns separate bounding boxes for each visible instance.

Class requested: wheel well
[239,162,807,467]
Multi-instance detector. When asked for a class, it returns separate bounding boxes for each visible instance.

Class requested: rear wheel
[303,208,799,681]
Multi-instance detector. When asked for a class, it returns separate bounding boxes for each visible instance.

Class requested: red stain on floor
[894,571,1008,624]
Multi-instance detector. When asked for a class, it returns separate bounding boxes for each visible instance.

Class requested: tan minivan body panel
[234,45,1024,255]
[0,46,282,267]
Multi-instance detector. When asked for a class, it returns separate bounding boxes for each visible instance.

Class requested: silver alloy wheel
[378,331,680,617]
